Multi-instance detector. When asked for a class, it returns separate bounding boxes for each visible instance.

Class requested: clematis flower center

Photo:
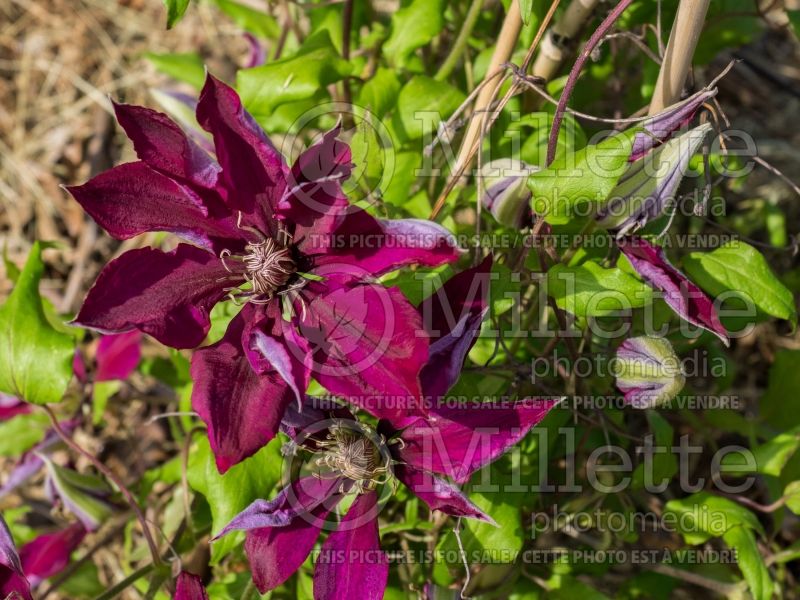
[242,238,296,297]
[314,422,394,494]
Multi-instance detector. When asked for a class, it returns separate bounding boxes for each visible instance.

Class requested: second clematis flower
[213,259,560,599]
[67,74,462,472]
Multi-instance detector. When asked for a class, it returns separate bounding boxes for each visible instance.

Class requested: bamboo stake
[451,0,522,177]
[648,0,711,114]
[531,0,600,82]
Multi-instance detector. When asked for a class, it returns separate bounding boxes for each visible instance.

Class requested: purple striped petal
[95,332,142,382]
[173,572,209,600]
[314,491,388,600]
[74,244,230,350]
[395,398,560,484]
[619,236,729,345]
[0,515,31,600]
[19,523,86,587]
[191,304,295,472]
[630,87,717,161]
[614,336,686,408]
[395,466,494,523]
[66,162,238,253]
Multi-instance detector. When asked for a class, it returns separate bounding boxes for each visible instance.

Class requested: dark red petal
[113,101,220,190]
[19,523,86,587]
[0,515,32,600]
[310,209,462,277]
[74,244,229,349]
[314,491,388,600]
[196,74,287,231]
[396,398,560,484]
[191,304,295,473]
[298,280,429,424]
[66,162,239,252]
[173,572,209,600]
[619,236,729,345]
[95,331,142,382]
[394,465,493,522]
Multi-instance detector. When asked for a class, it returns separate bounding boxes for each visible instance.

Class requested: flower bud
[596,123,712,237]
[613,336,685,408]
[480,158,536,229]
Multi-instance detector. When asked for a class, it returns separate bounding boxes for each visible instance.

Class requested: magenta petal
[191,305,295,472]
[619,236,729,345]
[113,102,220,189]
[395,466,494,523]
[19,523,86,587]
[314,491,387,600]
[396,398,559,484]
[242,481,341,594]
[0,515,32,600]
[66,162,236,252]
[298,281,429,423]
[174,572,209,600]
[245,315,310,407]
[0,394,30,422]
[313,210,462,277]
[217,476,340,537]
[74,244,229,350]
[196,74,287,226]
[95,332,142,382]
[418,256,493,399]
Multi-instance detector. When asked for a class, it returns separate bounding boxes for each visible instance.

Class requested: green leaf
[187,436,283,564]
[0,242,75,405]
[0,412,50,456]
[238,30,351,122]
[784,481,800,515]
[722,525,773,600]
[383,0,445,68]
[664,491,764,545]
[92,380,121,426]
[632,411,677,489]
[44,459,115,528]
[722,426,800,477]
[682,241,797,327]
[547,261,653,318]
[163,0,190,29]
[357,67,402,117]
[145,52,206,89]
[210,0,280,38]
[519,0,535,25]
[392,76,466,141]
[529,131,634,225]
[761,350,800,430]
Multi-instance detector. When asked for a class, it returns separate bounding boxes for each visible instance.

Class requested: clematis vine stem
[42,405,163,567]
[91,563,155,600]
[545,0,636,166]
[435,0,485,81]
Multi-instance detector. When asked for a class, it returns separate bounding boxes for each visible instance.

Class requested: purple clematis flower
[619,236,728,344]
[67,74,461,472]
[214,260,560,599]
[173,571,209,600]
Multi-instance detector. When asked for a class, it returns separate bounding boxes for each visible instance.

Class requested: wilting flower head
[215,260,559,599]
[618,236,728,345]
[613,336,686,408]
[67,73,462,472]
[596,123,712,236]
[480,158,535,229]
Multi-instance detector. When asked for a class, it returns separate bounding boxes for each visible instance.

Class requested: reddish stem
[545,0,636,166]
[42,405,163,566]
